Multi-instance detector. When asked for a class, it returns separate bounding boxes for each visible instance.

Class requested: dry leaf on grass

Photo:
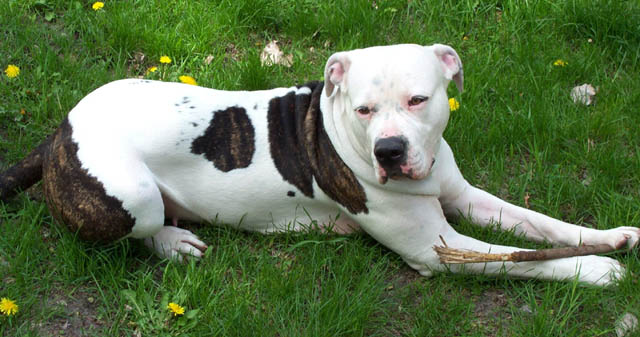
[260,40,293,67]
[571,83,597,105]
[615,312,638,337]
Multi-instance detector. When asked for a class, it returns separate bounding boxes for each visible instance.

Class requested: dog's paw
[574,255,625,286]
[144,226,208,262]
[599,227,640,250]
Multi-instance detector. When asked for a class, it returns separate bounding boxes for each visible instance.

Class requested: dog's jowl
[0,44,638,284]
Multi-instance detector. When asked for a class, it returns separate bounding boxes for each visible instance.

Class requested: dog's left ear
[324,52,351,97]
[430,44,463,92]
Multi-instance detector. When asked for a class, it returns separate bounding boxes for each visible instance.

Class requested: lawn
[1,0,640,336]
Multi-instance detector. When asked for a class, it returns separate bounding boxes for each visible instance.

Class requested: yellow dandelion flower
[449,97,460,111]
[0,298,18,316]
[553,59,567,67]
[160,56,172,64]
[147,66,158,73]
[92,2,104,11]
[179,75,197,86]
[167,302,185,316]
[5,65,20,78]
[20,108,26,115]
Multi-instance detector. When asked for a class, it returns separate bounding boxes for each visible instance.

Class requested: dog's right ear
[324,52,351,97]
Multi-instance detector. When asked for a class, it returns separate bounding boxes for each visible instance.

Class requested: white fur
[65,44,639,285]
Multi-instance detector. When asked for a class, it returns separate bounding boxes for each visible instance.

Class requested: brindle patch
[191,106,255,172]
[42,119,135,243]
[267,91,314,197]
[267,82,368,214]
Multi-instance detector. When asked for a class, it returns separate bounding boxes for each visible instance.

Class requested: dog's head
[323,44,463,184]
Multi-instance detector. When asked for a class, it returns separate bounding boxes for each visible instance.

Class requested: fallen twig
[434,240,617,264]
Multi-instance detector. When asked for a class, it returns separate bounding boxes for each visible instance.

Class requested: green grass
[1,0,640,335]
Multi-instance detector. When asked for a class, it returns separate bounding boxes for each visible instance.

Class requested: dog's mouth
[377,166,414,184]
[376,158,435,184]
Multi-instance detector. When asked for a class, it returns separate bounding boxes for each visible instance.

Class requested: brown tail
[0,136,52,201]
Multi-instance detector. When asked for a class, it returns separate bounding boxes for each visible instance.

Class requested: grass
[1,0,640,335]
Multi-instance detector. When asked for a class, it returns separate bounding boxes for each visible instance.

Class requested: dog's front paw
[144,226,208,262]
[600,227,640,250]
[574,255,625,286]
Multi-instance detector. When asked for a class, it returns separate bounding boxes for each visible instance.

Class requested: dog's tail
[0,136,52,201]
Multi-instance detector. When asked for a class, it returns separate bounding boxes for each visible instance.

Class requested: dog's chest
[67,79,368,230]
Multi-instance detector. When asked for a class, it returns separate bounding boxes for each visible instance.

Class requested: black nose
[374,137,407,168]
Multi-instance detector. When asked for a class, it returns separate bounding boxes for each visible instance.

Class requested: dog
[1,44,638,286]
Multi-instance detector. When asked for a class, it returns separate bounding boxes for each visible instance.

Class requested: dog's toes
[180,237,208,253]
[601,227,640,251]
[144,225,208,261]
[175,240,205,259]
[577,256,625,287]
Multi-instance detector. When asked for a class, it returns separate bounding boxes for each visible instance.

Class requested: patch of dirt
[34,287,105,337]
[471,288,523,336]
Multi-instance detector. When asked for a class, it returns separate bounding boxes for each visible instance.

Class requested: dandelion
[159,56,172,64]
[92,2,104,11]
[553,59,567,67]
[0,298,18,316]
[167,302,185,316]
[449,97,460,111]
[179,75,197,86]
[19,108,26,115]
[147,66,158,73]
[4,65,20,78]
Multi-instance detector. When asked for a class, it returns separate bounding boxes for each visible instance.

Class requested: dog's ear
[430,44,463,92]
[324,52,351,97]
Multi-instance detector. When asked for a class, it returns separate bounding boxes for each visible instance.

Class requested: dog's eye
[355,106,371,115]
[408,96,428,106]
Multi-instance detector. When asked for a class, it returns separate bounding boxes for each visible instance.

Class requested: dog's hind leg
[42,119,206,260]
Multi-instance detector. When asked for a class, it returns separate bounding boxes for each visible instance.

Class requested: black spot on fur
[287,191,295,197]
[267,82,368,214]
[253,104,258,110]
[42,119,135,243]
[190,106,196,109]
[191,122,198,127]
[191,107,255,172]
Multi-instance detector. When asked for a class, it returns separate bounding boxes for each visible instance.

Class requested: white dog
[0,44,637,286]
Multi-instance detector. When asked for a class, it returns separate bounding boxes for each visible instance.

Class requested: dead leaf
[204,55,214,65]
[571,84,597,105]
[260,40,293,67]
[615,312,638,337]
[524,193,530,208]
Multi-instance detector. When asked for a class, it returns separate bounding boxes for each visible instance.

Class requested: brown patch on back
[268,82,368,214]
[190,106,255,172]
[42,119,135,243]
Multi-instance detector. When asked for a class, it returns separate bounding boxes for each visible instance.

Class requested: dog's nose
[374,137,407,168]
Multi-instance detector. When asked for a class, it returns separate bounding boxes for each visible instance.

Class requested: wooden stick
[434,243,617,264]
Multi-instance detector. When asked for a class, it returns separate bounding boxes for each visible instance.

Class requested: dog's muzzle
[374,136,407,181]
